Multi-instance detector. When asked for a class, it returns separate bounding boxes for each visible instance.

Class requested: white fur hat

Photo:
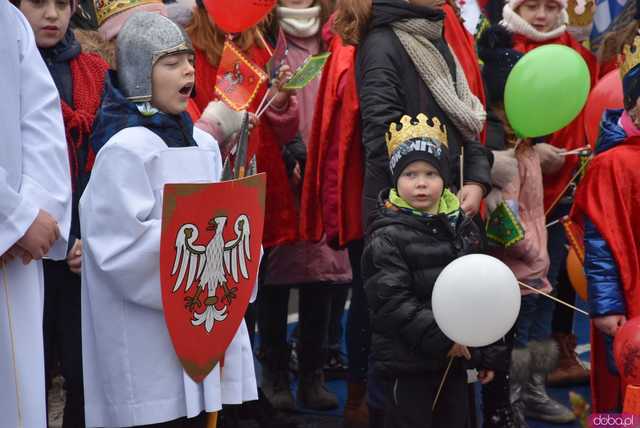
[508,0,568,13]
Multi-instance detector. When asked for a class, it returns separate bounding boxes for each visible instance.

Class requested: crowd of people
[1,0,640,427]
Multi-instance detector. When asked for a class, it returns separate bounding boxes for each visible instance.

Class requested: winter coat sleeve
[364,232,453,358]
[0,11,71,258]
[81,143,163,310]
[356,32,405,225]
[584,218,626,317]
[462,139,493,195]
[264,94,300,145]
[470,341,510,372]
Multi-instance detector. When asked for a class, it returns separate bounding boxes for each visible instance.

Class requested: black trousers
[383,362,469,428]
[43,259,85,428]
[346,239,371,383]
[257,282,332,373]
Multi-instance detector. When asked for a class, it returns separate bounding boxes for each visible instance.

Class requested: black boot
[482,370,517,428]
[262,348,295,411]
[235,388,303,428]
[297,369,339,410]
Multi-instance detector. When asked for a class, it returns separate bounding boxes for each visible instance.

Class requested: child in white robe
[80,12,257,428]
[0,3,72,428]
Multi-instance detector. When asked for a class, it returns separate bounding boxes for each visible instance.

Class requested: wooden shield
[160,173,266,382]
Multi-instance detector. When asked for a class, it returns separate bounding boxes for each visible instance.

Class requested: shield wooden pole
[207,412,218,428]
[1,260,23,428]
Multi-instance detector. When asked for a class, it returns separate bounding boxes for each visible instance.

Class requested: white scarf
[277,5,321,38]
[501,3,569,42]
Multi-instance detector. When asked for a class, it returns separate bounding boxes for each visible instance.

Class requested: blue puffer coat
[584,109,626,317]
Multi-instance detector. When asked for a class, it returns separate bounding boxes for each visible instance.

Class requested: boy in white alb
[80,12,257,427]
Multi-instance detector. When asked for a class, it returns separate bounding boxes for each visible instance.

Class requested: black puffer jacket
[356,0,493,227]
[363,190,508,377]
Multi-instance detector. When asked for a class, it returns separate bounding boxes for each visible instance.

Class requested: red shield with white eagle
[160,174,266,382]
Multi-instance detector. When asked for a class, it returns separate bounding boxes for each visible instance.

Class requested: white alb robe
[0,4,72,428]
[80,126,257,427]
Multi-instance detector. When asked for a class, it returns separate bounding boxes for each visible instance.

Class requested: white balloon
[432,254,521,347]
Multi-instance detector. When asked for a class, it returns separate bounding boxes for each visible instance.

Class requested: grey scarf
[391,18,486,141]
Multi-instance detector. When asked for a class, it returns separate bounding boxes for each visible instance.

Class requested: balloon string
[544,155,592,218]
[432,356,454,411]
[1,260,23,428]
[518,281,589,316]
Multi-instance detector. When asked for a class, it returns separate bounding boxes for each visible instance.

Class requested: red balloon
[203,0,276,34]
[584,69,624,147]
[614,317,640,385]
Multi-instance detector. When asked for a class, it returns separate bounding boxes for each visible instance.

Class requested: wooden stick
[544,155,592,217]
[560,146,591,156]
[256,93,279,118]
[207,412,218,428]
[254,88,271,115]
[459,147,465,190]
[256,29,273,57]
[518,281,589,316]
[432,357,454,411]
[1,261,23,428]
[545,218,561,229]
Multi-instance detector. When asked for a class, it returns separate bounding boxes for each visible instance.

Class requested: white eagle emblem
[171,215,251,333]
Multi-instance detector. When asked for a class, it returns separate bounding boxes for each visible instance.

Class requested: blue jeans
[513,293,555,348]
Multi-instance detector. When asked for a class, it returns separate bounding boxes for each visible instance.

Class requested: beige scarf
[277,6,321,39]
[391,18,486,141]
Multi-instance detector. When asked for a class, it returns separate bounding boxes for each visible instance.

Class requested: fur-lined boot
[523,340,576,423]
[510,346,531,428]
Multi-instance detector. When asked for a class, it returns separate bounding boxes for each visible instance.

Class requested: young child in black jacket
[362,113,507,428]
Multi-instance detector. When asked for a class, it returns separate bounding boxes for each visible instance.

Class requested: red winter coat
[191,45,300,248]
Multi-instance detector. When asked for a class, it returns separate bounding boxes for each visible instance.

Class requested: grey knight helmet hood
[116,12,193,102]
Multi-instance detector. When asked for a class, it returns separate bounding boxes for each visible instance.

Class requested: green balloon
[504,44,591,138]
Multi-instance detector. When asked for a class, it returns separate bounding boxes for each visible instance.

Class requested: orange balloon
[567,247,588,301]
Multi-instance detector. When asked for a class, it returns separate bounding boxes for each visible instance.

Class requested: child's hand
[270,64,294,110]
[458,183,484,217]
[477,369,495,384]
[448,343,471,360]
[594,314,627,336]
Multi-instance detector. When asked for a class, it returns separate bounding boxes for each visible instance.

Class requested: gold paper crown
[567,0,595,27]
[385,113,448,156]
[94,0,162,26]
[621,33,640,79]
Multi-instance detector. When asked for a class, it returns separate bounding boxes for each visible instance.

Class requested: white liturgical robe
[0,3,72,428]
[80,126,257,427]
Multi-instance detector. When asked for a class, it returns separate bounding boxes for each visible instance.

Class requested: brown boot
[343,382,369,428]
[546,333,590,387]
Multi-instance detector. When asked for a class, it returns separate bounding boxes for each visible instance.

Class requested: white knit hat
[508,0,567,13]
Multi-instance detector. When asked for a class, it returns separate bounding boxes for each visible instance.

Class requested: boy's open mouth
[179,83,194,96]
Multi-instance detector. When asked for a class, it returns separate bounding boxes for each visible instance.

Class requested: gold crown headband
[385,113,448,156]
[621,33,640,79]
[567,0,595,27]
[94,0,162,26]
